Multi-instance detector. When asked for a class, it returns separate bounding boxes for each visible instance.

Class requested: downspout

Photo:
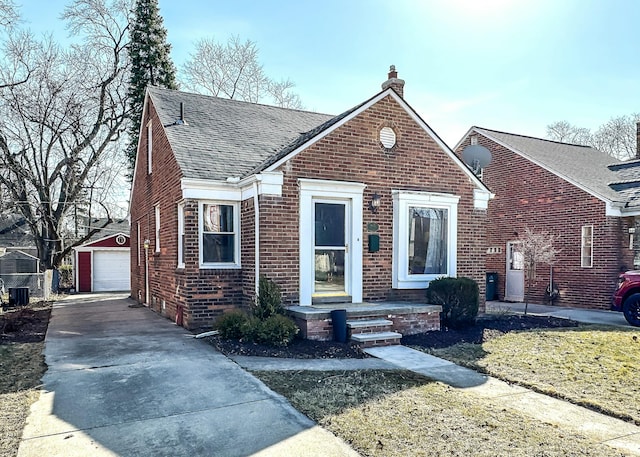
[253,180,260,298]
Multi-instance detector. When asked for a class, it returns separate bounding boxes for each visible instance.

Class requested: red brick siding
[457,134,629,310]
[130,102,246,329]
[258,95,487,309]
[87,235,130,248]
[132,93,489,330]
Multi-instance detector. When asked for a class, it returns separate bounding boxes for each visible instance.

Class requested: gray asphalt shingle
[148,87,334,180]
[476,128,625,203]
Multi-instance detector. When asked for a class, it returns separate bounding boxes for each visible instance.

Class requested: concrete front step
[347,319,393,334]
[350,331,402,348]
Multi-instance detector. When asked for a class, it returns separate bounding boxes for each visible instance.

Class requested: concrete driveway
[18,294,358,457]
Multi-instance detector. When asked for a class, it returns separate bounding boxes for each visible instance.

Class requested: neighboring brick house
[129,68,492,330]
[456,127,640,310]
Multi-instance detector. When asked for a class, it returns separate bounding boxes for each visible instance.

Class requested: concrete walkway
[233,305,640,457]
[18,295,358,457]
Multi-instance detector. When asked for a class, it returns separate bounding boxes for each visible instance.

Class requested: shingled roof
[607,160,640,210]
[473,127,625,204]
[147,87,335,181]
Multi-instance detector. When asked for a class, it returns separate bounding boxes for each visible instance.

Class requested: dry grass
[425,325,640,424]
[0,343,46,457]
[256,369,630,457]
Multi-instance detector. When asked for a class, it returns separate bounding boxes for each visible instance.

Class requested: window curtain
[409,207,448,275]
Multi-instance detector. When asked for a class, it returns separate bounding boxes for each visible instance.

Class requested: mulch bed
[208,314,580,359]
[0,306,52,344]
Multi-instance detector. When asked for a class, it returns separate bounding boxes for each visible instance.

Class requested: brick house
[456,127,640,310]
[129,68,492,333]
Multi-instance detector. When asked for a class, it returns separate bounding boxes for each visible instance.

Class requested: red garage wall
[78,252,92,292]
[88,235,130,248]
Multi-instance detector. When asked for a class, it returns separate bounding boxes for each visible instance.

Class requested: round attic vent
[379,127,397,149]
[115,235,126,245]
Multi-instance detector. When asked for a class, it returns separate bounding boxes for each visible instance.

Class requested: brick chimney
[381,65,405,98]
[636,121,640,159]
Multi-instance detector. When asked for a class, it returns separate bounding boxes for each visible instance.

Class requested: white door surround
[299,179,365,306]
[505,241,524,302]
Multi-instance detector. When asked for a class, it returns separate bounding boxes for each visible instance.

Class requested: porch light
[143,239,150,250]
[369,193,381,213]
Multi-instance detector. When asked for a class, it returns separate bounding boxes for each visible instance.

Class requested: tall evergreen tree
[126,0,177,175]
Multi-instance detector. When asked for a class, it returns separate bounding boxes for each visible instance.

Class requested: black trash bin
[9,287,30,307]
[485,273,498,301]
[330,309,348,343]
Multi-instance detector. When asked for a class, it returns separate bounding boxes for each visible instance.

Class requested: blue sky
[17,0,640,147]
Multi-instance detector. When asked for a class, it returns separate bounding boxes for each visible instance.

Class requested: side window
[155,204,160,253]
[147,121,153,174]
[200,202,240,268]
[581,225,593,268]
[177,203,185,267]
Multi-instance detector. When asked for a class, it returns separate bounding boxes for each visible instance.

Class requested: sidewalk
[486,300,630,326]
[18,294,358,457]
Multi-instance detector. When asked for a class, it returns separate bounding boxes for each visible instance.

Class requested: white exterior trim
[298,179,365,306]
[392,190,459,289]
[74,246,130,253]
[181,171,284,201]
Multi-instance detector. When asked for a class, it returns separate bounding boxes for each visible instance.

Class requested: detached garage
[74,232,130,292]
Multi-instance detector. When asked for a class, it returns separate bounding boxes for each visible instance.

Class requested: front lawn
[0,342,47,457]
[417,324,640,424]
[256,369,630,457]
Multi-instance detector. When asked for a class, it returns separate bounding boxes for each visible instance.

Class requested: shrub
[254,314,299,347]
[426,277,479,329]
[252,276,284,319]
[215,310,250,339]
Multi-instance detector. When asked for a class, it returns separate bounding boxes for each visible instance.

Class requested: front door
[313,200,349,297]
[505,241,524,302]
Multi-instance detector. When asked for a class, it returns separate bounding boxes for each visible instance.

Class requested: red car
[612,270,640,326]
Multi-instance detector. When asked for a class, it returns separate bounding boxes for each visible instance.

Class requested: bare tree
[591,114,640,161]
[0,0,18,28]
[0,0,131,269]
[181,36,303,109]
[547,114,640,160]
[515,227,560,315]
[546,121,592,145]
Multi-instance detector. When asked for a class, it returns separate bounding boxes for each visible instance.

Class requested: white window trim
[154,204,160,253]
[199,200,241,269]
[392,190,459,289]
[177,203,185,268]
[147,121,153,174]
[581,225,593,268]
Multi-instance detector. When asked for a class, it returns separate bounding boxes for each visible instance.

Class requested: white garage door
[93,250,130,292]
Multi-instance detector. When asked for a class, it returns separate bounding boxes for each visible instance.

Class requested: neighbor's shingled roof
[474,127,625,204]
[608,160,640,209]
[147,86,335,181]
